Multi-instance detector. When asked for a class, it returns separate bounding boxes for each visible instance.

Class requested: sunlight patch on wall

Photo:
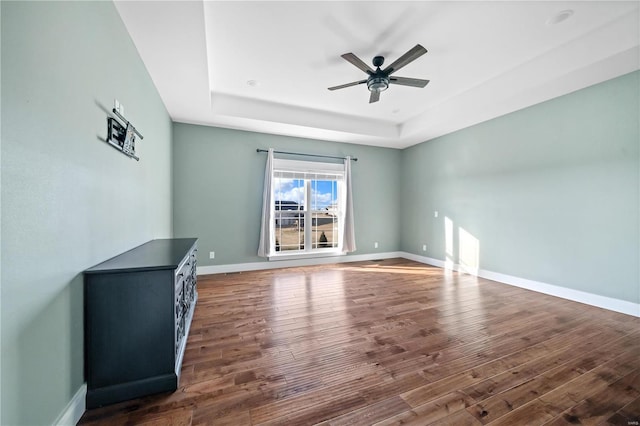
[443,216,480,276]
[445,216,455,271]
[459,227,480,276]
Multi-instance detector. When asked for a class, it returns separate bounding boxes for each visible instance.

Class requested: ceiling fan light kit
[367,77,389,92]
[328,44,430,104]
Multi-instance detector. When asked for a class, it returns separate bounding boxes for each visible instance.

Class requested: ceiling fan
[328,44,430,104]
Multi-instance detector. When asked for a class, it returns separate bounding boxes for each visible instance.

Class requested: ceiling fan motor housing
[372,56,385,68]
[368,56,389,92]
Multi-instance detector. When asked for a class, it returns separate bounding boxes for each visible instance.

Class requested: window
[271,159,344,257]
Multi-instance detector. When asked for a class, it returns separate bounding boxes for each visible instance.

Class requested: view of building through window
[274,177,339,252]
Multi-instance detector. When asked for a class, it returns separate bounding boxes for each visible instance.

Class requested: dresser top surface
[85,238,197,274]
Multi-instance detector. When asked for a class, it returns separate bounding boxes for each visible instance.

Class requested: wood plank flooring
[79,258,640,425]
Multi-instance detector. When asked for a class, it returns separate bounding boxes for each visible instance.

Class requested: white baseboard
[53,383,86,426]
[401,252,448,269]
[197,251,405,275]
[198,251,639,317]
[401,252,640,318]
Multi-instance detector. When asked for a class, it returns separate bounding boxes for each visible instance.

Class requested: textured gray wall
[1,2,172,424]
[400,71,639,303]
[172,124,402,266]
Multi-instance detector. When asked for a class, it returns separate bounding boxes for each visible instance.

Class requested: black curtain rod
[256,148,357,162]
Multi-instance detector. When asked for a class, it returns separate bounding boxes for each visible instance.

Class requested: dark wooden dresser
[84,238,198,408]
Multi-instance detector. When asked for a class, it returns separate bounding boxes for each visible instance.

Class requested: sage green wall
[401,71,639,304]
[1,2,172,424]
[172,124,401,266]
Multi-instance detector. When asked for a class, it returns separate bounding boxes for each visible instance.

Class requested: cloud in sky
[275,179,304,203]
[312,191,334,209]
[274,178,336,208]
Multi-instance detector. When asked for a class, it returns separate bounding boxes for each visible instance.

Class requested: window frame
[269,159,345,260]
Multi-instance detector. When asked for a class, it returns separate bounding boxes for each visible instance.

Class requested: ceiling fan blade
[383,44,428,75]
[369,91,380,103]
[389,76,430,88]
[341,53,375,74]
[328,80,367,91]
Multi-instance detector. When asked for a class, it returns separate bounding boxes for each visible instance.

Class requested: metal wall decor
[107,108,144,161]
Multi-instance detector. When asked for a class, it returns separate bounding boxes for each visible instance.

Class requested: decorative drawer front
[190,250,197,276]
[189,248,198,302]
[175,316,185,356]
[174,246,197,358]
[175,279,184,313]
[177,251,193,283]
[184,277,194,305]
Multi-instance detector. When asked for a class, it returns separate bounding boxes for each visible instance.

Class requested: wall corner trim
[53,383,86,426]
[401,252,640,318]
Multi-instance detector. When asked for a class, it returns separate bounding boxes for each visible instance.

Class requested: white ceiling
[114,1,639,149]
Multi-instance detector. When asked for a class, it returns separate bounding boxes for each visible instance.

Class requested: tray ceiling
[114,1,639,148]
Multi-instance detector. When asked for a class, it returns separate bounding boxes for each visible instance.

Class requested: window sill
[268,251,345,261]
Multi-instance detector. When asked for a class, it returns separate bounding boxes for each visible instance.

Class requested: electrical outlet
[422,244,427,251]
[434,211,438,218]
[374,242,379,249]
[209,251,215,259]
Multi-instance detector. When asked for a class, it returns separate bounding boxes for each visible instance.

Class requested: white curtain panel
[257,148,274,257]
[341,156,357,253]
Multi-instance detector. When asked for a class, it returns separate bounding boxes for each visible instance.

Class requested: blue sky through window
[274,178,337,210]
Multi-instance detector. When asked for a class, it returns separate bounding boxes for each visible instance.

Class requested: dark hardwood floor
[79,258,640,425]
